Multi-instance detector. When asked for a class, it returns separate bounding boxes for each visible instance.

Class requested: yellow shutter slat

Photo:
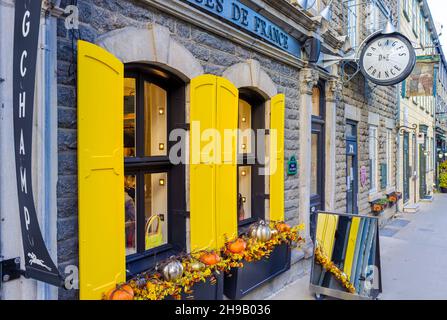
[343,216,361,281]
[77,40,125,300]
[190,75,218,251]
[215,77,238,247]
[316,214,339,260]
[270,94,285,222]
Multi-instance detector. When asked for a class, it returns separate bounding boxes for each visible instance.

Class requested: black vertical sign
[13,0,63,286]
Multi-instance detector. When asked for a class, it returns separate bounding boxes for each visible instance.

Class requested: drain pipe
[38,0,62,300]
[395,1,402,214]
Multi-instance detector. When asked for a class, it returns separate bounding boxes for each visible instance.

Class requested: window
[237,90,266,229]
[386,129,393,188]
[124,65,186,273]
[346,0,358,48]
[403,0,410,18]
[412,0,418,35]
[365,0,389,35]
[369,126,378,192]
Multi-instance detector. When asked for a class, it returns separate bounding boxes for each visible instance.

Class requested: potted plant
[439,160,447,193]
[370,198,389,215]
[222,221,305,300]
[387,193,398,206]
[440,172,447,193]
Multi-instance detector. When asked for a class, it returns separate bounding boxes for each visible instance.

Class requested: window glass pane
[346,0,358,48]
[124,78,136,157]
[311,133,319,195]
[238,99,252,154]
[369,126,378,190]
[238,166,252,221]
[144,82,167,156]
[346,123,356,137]
[125,175,137,255]
[144,173,168,250]
[312,87,320,117]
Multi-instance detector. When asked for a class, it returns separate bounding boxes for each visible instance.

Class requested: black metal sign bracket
[1,257,28,283]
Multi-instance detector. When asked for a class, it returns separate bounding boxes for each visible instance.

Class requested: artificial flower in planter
[222,221,305,300]
[387,193,398,205]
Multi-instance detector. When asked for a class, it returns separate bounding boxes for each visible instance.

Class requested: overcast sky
[427,0,447,49]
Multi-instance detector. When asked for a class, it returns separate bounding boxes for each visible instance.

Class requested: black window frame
[310,82,326,205]
[237,89,267,233]
[124,64,187,278]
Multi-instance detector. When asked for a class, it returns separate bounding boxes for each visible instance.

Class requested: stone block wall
[56,0,302,299]
[331,0,399,215]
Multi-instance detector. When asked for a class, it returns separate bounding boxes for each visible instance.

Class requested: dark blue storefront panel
[183,0,302,58]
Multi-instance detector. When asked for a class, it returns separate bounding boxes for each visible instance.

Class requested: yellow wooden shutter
[190,75,238,251]
[77,40,125,300]
[215,77,238,248]
[190,75,218,251]
[270,94,285,222]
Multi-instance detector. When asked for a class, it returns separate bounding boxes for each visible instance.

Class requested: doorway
[403,133,410,203]
[346,121,358,215]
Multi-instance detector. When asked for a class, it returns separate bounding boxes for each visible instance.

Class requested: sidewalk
[379,194,447,300]
[268,194,447,300]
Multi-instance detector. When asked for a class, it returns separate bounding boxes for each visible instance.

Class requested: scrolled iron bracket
[397,124,418,136]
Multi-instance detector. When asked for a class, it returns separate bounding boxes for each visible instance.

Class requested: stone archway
[222,59,277,99]
[96,24,204,81]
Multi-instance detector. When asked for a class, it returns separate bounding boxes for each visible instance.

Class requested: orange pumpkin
[200,252,221,266]
[228,238,247,254]
[389,196,397,203]
[106,284,134,300]
[276,222,291,233]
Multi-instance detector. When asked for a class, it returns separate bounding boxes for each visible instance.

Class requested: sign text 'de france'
[184,0,301,58]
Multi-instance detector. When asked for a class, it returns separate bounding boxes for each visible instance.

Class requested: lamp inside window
[237,90,267,229]
[123,64,186,276]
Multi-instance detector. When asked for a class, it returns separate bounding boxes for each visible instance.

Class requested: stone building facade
[331,0,399,225]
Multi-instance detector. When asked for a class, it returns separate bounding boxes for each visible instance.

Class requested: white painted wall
[0,0,58,300]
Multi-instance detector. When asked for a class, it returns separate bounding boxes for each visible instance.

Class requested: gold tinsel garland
[105,222,305,300]
[314,244,356,294]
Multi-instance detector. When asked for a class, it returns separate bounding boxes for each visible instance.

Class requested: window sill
[385,186,396,194]
[126,244,181,279]
[403,11,410,22]
[369,190,383,202]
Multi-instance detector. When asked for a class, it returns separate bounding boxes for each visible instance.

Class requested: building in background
[331,0,399,226]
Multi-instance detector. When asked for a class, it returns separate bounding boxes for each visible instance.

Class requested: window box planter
[387,193,399,206]
[370,199,388,215]
[223,243,291,300]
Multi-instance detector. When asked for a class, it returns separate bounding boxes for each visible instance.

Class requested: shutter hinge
[0,78,5,83]
[1,257,27,283]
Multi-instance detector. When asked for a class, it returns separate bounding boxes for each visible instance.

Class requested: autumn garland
[105,223,305,300]
[314,244,356,294]
[221,223,306,267]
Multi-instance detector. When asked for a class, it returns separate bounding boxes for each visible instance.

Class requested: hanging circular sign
[359,32,416,86]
